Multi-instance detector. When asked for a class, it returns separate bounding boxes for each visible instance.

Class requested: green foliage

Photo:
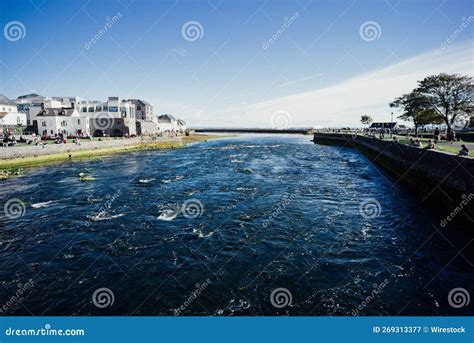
[360,115,373,125]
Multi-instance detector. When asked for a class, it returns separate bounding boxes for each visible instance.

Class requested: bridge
[190,128,315,134]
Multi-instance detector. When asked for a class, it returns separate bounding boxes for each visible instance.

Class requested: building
[15,93,61,134]
[80,97,137,137]
[156,114,178,134]
[129,99,157,135]
[52,96,83,109]
[37,108,89,137]
[0,94,27,135]
[177,119,187,133]
[128,99,153,121]
[369,122,398,130]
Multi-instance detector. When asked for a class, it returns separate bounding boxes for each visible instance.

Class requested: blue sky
[0,0,473,127]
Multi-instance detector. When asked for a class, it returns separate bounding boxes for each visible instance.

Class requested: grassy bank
[0,134,223,178]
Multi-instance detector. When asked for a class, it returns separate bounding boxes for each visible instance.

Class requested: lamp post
[390,112,393,138]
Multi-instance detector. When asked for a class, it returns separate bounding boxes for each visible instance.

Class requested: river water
[0,135,471,315]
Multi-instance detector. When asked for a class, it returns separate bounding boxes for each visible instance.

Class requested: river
[0,134,471,315]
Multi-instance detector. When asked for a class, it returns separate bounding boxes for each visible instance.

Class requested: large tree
[415,73,473,135]
[390,91,443,137]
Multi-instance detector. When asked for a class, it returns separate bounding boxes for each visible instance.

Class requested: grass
[0,134,224,178]
[388,136,474,157]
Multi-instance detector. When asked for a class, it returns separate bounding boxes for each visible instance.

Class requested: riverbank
[312,133,474,214]
[0,134,222,178]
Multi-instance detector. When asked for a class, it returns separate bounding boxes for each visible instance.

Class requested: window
[109,106,118,112]
[88,107,94,112]
[82,107,87,112]
[78,119,81,124]
[17,116,21,124]
[96,106,102,112]
[61,121,67,127]
[50,130,53,135]
[42,121,47,127]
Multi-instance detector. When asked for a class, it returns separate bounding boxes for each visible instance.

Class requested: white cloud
[195,41,473,128]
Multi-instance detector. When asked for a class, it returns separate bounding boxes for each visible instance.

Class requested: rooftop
[0,94,16,106]
[37,108,77,117]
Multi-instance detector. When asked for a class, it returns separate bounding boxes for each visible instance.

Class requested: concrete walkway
[0,137,180,160]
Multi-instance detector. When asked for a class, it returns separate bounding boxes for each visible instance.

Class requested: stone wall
[313,133,474,211]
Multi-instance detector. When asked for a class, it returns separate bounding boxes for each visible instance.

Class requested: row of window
[41,119,83,127]
[81,106,135,114]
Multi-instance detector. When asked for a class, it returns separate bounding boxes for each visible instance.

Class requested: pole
[390,112,393,138]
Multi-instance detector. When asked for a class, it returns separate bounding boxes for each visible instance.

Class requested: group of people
[409,137,469,156]
[433,127,458,143]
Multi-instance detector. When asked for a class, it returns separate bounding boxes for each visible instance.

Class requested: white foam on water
[31,200,56,208]
[138,178,155,183]
[87,210,125,222]
[158,209,179,221]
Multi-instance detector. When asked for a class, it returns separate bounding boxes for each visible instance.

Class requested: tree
[390,91,443,137]
[360,115,373,127]
[415,73,473,135]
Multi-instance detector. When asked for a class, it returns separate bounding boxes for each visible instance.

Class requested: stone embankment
[313,133,474,212]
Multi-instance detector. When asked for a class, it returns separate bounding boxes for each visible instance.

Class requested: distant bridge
[191,128,315,134]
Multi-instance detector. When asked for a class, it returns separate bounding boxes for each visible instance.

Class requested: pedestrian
[458,144,469,156]
[434,127,440,142]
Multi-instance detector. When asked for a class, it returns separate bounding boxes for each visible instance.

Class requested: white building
[177,119,187,133]
[14,94,70,134]
[52,96,83,109]
[37,108,90,137]
[79,97,137,136]
[156,114,178,134]
[0,94,27,135]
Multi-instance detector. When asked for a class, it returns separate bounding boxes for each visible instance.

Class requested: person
[458,144,469,156]
[434,127,440,142]
[409,138,415,145]
[424,139,436,150]
[414,139,422,147]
